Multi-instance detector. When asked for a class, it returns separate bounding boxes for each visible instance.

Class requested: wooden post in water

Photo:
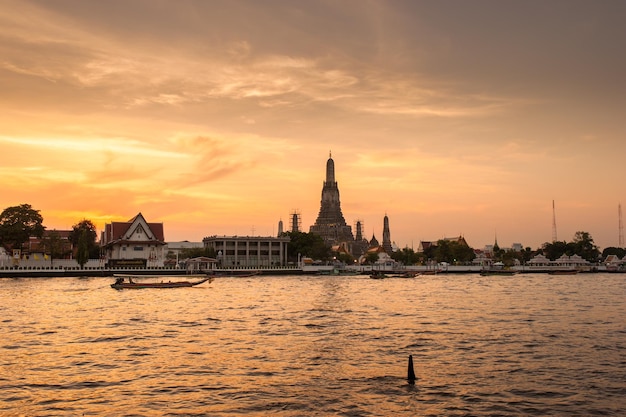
[407,354,416,384]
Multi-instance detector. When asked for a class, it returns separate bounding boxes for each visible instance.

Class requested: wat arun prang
[309,153,392,256]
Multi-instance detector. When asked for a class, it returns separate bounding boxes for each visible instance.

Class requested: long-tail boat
[110,274,213,289]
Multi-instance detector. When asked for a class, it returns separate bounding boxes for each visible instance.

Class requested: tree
[492,244,505,262]
[501,246,536,266]
[422,244,437,263]
[391,247,424,265]
[334,252,354,265]
[0,204,45,250]
[450,241,476,263]
[178,246,217,259]
[365,252,380,265]
[69,219,99,259]
[571,231,600,262]
[40,230,65,267]
[602,246,626,259]
[433,239,475,264]
[542,240,568,260]
[501,250,519,267]
[521,247,536,263]
[435,240,453,263]
[76,230,90,268]
[284,231,331,263]
[542,231,600,262]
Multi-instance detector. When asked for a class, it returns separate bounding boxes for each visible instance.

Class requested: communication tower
[552,200,558,242]
[290,210,302,233]
[617,203,624,248]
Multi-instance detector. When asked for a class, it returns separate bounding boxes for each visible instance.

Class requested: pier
[0,263,610,278]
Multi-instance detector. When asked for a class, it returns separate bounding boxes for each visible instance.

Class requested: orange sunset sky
[1,0,625,250]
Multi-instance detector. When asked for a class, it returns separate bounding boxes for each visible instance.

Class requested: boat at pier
[391,271,420,278]
[548,269,579,275]
[480,269,520,276]
[316,267,360,276]
[480,263,519,276]
[208,270,261,278]
[370,271,388,279]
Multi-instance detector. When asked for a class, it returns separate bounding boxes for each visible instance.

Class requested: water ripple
[1,274,624,415]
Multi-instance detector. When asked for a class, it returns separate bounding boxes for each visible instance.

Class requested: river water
[1,273,624,416]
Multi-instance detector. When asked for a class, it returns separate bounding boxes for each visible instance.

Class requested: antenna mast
[552,200,558,242]
[617,203,624,248]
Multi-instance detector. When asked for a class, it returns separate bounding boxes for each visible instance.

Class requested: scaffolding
[290,210,302,233]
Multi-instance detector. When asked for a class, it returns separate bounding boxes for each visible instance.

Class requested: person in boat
[114,277,124,285]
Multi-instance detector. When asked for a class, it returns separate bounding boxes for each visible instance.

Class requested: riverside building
[101,213,166,267]
[202,235,290,268]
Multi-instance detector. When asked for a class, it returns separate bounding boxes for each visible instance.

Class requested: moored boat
[208,270,261,278]
[111,274,213,289]
[317,268,360,276]
[391,271,420,278]
[480,269,520,276]
[370,271,388,279]
[480,261,519,276]
[480,263,520,276]
[548,269,579,275]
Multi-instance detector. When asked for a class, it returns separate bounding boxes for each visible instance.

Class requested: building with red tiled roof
[21,230,74,261]
[418,235,469,252]
[101,213,166,267]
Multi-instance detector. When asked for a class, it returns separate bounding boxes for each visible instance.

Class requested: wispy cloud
[0,0,624,249]
[0,1,512,121]
[0,136,183,159]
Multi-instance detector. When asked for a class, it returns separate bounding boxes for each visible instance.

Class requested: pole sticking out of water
[407,355,416,385]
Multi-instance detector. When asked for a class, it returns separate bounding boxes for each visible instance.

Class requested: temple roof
[103,213,165,246]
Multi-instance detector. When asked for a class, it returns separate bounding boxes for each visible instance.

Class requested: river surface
[1,273,625,416]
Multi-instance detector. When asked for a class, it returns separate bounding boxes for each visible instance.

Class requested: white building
[527,254,551,267]
[554,254,589,268]
[101,213,166,268]
[511,243,523,252]
[203,235,290,268]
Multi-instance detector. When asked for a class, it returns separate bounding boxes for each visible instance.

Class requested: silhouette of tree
[41,230,65,267]
[542,231,600,262]
[0,204,44,251]
[69,219,99,259]
[284,231,331,262]
[572,231,600,262]
[602,246,626,259]
[76,230,90,268]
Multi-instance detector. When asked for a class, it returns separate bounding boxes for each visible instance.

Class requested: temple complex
[306,153,395,259]
[309,152,354,246]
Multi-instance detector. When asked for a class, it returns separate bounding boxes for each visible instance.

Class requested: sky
[1,0,625,251]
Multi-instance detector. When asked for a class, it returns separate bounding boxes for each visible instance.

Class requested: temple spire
[310,154,353,245]
[325,152,335,184]
[382,213,392,253]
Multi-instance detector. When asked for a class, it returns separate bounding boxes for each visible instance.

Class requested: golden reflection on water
[1,274,625,415]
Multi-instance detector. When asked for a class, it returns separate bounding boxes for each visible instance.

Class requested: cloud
[1,0,624,249]
[0,135,183,160]
[1,0,513,123]
[168,133,302,188]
